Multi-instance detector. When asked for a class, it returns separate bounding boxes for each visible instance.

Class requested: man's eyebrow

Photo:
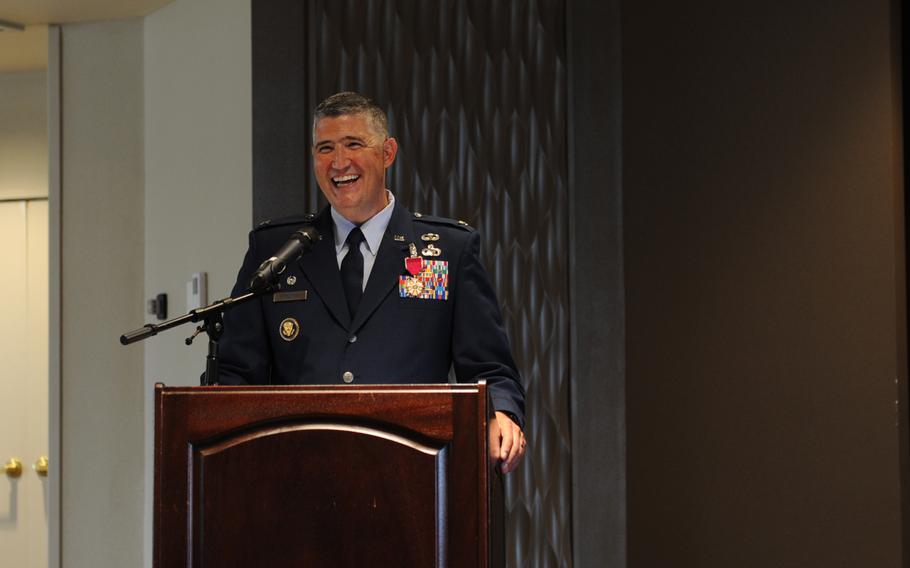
[314,135,367,147]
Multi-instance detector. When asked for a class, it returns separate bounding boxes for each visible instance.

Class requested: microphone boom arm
[119,223,319,385]
[119,285,275,385]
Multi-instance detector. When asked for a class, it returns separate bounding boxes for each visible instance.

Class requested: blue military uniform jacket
[217,202,526,426]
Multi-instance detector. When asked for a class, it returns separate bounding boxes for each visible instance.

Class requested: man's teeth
[333,175,360,185]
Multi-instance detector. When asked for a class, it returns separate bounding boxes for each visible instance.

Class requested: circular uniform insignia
[279,317,299,341]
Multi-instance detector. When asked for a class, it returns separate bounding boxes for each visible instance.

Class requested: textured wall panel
[290,1,570,565]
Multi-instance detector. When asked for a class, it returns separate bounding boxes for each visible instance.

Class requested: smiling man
[217,92,527,473]
[312,109,397,224]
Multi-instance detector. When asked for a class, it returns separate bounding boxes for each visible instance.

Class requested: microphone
[249,225,319,291]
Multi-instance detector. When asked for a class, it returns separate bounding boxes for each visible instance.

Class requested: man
[218,91,526,473]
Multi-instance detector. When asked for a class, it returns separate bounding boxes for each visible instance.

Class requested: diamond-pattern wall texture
[256,1,570,565]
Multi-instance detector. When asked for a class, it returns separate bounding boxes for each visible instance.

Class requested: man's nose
[330,147,351,169]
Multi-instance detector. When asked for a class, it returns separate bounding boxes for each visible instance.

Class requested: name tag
[272,291,308,303]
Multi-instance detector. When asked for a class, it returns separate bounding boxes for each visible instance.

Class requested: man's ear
[383,137,399,168]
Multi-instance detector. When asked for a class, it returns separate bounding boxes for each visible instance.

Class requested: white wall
[142,0,251,565]
[59,18,145,568]
[0,71,47,199]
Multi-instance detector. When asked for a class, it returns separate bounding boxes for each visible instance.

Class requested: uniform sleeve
[213,230,272,385]
[451,230,526,428]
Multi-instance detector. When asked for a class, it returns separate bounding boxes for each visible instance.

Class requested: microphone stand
[119,285,276,386]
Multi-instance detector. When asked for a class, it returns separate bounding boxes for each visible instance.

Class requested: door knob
[4,458,22,478]
[34,456,48,477]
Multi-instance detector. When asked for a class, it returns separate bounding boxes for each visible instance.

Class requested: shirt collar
[331,190,396,257]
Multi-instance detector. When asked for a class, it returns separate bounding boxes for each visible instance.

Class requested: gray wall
[142,0,251,560]
[54,3,252,567]
[59,18,145,567]
[622,0,905,566]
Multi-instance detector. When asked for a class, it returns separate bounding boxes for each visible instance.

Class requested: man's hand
[489,411,527,474]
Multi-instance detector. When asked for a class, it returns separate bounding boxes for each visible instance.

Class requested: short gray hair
[312,91,389,142]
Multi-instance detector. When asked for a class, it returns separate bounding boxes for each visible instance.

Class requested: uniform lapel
[350,203,415,333]
[298,208,352,329]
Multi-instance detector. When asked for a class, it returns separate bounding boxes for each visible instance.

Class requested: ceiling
[0,0,173,26]
[0,0,173,71]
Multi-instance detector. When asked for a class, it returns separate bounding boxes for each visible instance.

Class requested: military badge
[405,243,423,275]
[399,260,449,300]
[406,257,424,275]
[401,276,425,296]
[421,244,442,257]
[421,233,440,242]
[279,317,300,341]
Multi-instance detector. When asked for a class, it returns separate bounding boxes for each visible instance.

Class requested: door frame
[47,24,61,568]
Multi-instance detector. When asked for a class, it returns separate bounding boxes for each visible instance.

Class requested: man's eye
[347,142,363,149]
[317,146,332,153]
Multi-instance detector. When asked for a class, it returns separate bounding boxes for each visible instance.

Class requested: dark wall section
[251,0,307,224]
[902,0,910,555]
[623,1,906,566]
[568,0,626,566]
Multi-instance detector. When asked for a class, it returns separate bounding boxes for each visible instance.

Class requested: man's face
[312,113,398,224]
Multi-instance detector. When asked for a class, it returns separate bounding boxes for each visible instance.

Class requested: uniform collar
[304,199,415,332]
[330,190,395,257]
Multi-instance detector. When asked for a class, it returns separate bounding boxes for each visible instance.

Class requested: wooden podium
[153,382,504,567]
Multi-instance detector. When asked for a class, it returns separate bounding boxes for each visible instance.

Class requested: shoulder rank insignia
[256,213,317,231]
[412,212,473,232]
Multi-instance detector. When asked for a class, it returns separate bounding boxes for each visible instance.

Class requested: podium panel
[154,383,502,567]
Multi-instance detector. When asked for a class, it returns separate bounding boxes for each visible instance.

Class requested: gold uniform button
[342,371,354,383]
